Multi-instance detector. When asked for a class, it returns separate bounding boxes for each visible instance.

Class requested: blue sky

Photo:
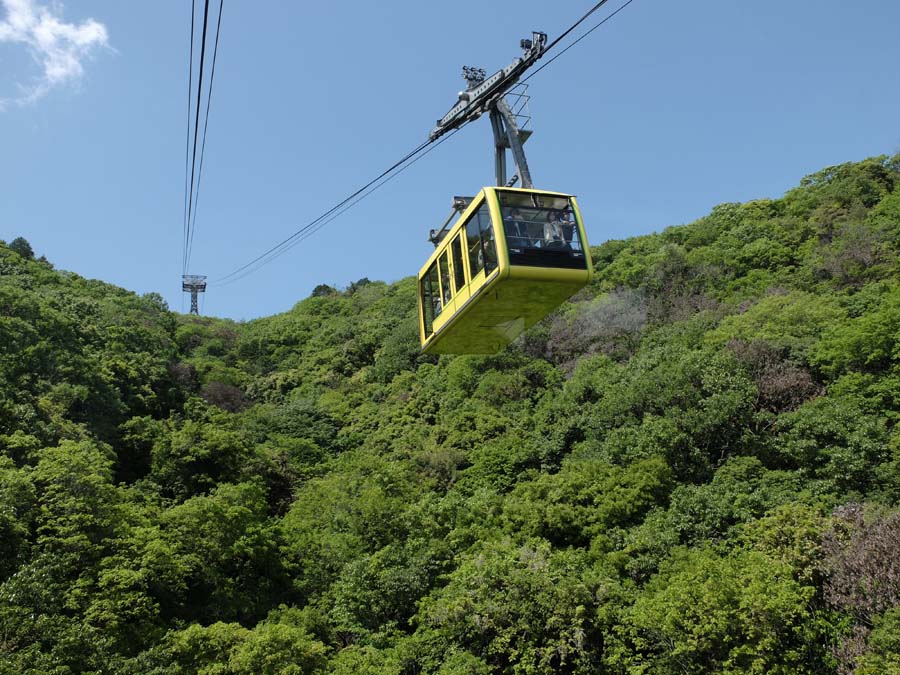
[2,0,899,319]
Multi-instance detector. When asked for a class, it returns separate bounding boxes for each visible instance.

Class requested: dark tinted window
[439,252,451,304]
[421,262,440,336]
[466,202,495,277]
[479,205,497,272]
[466,209,484,276]
[451,235,466,291]
[497,191,587,270]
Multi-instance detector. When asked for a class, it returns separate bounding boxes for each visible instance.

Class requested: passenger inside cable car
[505,208,528,249]
[497,191,587,268]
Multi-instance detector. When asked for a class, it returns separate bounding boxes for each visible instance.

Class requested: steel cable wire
[213,137,437,283]
[215,127,464,286]
[544,0,613,53]
[184,0,212,273]
[524,0,636,84]
[213,0,636,284]
[181,0,196,275]
[185,0,225,273]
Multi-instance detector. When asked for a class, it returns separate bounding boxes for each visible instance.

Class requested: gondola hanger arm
[429,32,547,142]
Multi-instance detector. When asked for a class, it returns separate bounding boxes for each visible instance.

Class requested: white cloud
[0,0,109,107]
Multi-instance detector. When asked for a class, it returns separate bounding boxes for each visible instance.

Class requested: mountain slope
[2,154,900,674]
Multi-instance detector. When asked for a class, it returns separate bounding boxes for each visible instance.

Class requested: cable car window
[478,205,497,273]
[466,206,485,276]
[428,264,442,316]
[421,262,440,336]
[497,191,588,270]
[439,252,452,304]
[466,203,493,277]
[451,235,466,291]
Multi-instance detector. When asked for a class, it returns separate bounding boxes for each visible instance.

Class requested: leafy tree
[311,284,337,298]
[2,153,900,673]
[774,396,887,492]
[420,539,601,674]
[856,608,900,675]
[8,236,34,260]
[502,456,672,548]
[0,456,36,580]
[610,547,826,674]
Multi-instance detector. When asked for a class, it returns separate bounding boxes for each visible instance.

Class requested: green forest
[3,155,900,674]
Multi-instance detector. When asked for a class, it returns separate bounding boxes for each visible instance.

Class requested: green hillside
[3,155,900,674]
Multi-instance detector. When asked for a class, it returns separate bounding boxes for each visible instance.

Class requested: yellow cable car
[418,186,592,354]
[419,35,593,353]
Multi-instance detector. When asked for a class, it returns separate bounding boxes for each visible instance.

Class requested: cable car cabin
[418,187,593,354]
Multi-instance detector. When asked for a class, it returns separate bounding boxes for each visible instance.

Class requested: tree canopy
[2,154,900,673]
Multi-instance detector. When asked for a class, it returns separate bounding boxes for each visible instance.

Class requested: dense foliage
[3,154,900,674]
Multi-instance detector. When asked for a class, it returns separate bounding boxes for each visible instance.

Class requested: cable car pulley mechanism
[428,32,547,245]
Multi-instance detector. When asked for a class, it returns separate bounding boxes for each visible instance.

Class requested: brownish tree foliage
[201,381,249,413]
[823,504,900,674]
[728,338,822,412]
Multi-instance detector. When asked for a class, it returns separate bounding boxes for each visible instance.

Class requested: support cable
[186,0,225,273]
[213,0,636,284]
[215,127,463,286]
[213,137,437,283]
[184,0,212,273]
[182,0,196,275]
[543,0,613,53]
[524,0,636,84]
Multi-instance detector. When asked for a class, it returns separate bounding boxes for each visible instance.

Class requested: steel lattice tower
[181,275,207,315]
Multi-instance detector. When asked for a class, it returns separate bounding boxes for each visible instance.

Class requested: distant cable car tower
[182,274,207,315]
